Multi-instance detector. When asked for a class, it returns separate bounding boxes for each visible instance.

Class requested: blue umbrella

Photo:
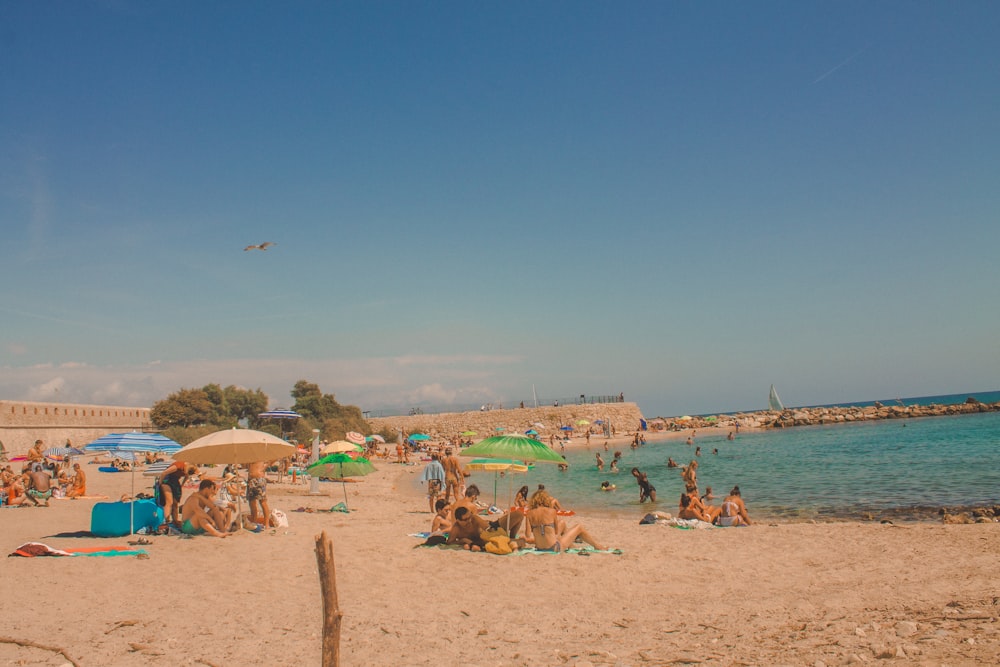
[258,410,301,419]
[84,432,182,534]
[524,429,539,435]
[43,446,84,460]
[560,425,574,431]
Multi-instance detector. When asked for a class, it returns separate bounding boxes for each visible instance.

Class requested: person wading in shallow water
[631,467,656,503]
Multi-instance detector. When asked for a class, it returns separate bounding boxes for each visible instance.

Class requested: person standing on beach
[157,462,197,526]
[420,453,446,512]
[247,461,274,527]
[441,447,465,503]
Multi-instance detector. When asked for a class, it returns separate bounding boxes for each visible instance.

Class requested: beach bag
[270,508,289,528]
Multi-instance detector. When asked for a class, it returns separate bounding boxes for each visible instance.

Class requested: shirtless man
[26,440,44,464]
[446,506,489,550]
[66,463,87,499]
[247,461,274,527]
[25,467,54,506]
[180,480,230,537]
[440,448,465,503]
[451,484,525,538]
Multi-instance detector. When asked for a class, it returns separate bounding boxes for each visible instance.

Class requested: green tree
[289,380,369,440]
[150,388,215,428]
[224,385,269,425]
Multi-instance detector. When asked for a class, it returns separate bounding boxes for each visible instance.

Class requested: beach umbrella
[461,434,565,465]
[174,428,296,530]
[465,458,530,506]
[576,420,590,426]
[461,431,477,437]
[257,409,301,439]
[173,428,295,465]
[345,431,366,445]
[44,446,84,460]
[409,433,430,441]
[461,435,563,530]
[321,440,364,456]
[142,461,172,478]
[560,425,574,431]
[307,454,376,510]
[524,429,538,435]
[367,434,386,443]
[84,431,182,534]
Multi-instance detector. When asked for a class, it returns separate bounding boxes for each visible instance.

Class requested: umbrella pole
[341,462,349,510]
[130,466,135,536]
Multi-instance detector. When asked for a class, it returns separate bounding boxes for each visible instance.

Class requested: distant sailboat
[768,384,785,411]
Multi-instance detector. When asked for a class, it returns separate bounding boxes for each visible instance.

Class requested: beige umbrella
[320,440,364,456]
[174,428,296,465]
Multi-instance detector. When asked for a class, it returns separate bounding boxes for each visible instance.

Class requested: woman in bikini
[524,489,604,552]
[717,486,752,526]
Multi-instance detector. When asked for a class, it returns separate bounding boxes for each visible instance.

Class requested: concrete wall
[0,400,151,456]
[367,402,645,439]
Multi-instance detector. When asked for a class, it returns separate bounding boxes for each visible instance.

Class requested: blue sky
[2,2,998,417]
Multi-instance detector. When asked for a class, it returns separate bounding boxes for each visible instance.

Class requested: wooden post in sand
[314,530,343,666]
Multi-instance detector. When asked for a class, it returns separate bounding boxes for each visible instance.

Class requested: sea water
[470,394,1000,522]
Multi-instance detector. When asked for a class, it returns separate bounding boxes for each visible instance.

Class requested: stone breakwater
[367,402,645,439]
[651,398,1000,431]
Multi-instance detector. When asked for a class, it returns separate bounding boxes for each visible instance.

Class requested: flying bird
[243,242,276,251]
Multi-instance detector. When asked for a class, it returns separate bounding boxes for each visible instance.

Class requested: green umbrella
[307,454,376,510]
[461,434,565,465]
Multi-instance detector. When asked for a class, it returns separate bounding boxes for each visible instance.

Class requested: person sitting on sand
[454,484,525,537]
[158,462,197,526]
[524,489,605,552]
[678,492,719,522]
[26,440,44,464]
[66,463,87,499]
[678,493,708,521]
[446,506,489,550]
[717,486,752,526]
[180,480,230,537]
[23,467,54,506]
[430,499,452,534]
[513,485,530,509]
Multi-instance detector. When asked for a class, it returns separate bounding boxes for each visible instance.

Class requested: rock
[895,621,918,637]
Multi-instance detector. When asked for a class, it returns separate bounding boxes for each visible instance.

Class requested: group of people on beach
[1,440,89,506]
[154,459,279,537]
[420,450,605,553]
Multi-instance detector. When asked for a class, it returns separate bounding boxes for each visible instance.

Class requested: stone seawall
[648,399,1000,432]
[367,402,645,439]
[0,400,152,455]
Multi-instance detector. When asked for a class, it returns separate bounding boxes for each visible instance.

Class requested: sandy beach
[2,459,998,666]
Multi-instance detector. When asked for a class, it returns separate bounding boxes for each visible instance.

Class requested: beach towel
[9,542,148,557]
[512,545,623,556]
[658,518,715,530]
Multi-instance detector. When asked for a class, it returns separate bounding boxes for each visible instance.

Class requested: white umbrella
[321,440,364,456]
[174,428,295,465]
[173,428,296,531]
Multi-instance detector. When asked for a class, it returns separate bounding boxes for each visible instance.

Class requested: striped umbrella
[83,432,182,535]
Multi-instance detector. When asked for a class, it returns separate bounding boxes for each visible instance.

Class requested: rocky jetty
[651,398,1000,432]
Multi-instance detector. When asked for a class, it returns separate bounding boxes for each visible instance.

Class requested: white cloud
[0,354,529,413]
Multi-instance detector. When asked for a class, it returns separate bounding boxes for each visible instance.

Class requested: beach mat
[10,542,148,558]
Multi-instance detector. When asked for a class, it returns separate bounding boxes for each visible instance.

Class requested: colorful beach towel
[9,542,148,557]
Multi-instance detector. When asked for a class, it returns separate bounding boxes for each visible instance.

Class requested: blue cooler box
[91,499,164,537]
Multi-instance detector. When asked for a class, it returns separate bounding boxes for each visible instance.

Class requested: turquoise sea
[465,391,1000,523]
